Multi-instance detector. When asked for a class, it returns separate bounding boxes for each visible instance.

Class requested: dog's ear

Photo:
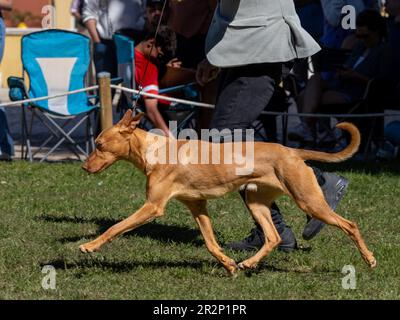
[119,111,144,134]
[119,109,133,127]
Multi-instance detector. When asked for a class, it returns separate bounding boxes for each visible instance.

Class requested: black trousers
[210,63,282,133]
[93,39,118,79]
[209,63,325,230]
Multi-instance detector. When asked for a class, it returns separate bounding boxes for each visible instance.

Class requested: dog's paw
[238,260,258,270]
[79,242,99,253]
[225,260,239,277]
[369,257,377,269]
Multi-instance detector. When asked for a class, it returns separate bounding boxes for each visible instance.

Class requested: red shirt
[134,48,171,106]
[135,48,160,96]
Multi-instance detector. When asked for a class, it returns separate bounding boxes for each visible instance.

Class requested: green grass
[0,160,399,299]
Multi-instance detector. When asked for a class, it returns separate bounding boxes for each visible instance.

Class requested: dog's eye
[96,142,103,150]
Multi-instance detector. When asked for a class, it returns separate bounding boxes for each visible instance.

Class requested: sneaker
[226,225,297,252]
[302,172,349,240]
[288,122,314,142]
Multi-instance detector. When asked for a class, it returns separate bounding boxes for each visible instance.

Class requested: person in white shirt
[82,0,147,77]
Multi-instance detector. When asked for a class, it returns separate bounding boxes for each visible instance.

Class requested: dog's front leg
[79,202,161,253]
[181,200,238,276]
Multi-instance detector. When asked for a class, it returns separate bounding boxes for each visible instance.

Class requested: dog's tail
[295,122,360,163]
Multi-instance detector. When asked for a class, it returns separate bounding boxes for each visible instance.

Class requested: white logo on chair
[36,58,78,115]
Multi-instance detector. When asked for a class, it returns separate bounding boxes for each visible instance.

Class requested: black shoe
[302,172,349,240]
[226,225,297,252]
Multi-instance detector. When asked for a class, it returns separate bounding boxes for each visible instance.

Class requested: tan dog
[80,110,376,275]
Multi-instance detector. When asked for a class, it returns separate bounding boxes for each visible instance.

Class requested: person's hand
[166,58,182,68]
[196,59,220,86]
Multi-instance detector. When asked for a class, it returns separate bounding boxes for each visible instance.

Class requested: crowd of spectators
[2,0,398,162]
[67,0,400,155]
[289,0,400,155]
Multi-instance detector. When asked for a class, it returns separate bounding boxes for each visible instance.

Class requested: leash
[132,0,168,115]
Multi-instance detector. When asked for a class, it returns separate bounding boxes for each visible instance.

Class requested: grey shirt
[205,0,321,67]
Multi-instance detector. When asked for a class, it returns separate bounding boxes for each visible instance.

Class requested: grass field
[0,160,399,300]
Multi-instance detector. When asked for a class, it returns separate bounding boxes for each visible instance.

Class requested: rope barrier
[0,85,99,108]
[112,84,400,118]
[1,83,398,119]
[110,84,215,109]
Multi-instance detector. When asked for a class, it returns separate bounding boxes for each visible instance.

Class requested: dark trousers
[209,63,325,229]
[93,39,118,79]
[210,63,282,133]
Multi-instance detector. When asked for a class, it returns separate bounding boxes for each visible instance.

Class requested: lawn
[0,160,399,299]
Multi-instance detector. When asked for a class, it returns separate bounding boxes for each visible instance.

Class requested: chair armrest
[111,77,123,85]
[7,76,28,101]
[159,82,196,94]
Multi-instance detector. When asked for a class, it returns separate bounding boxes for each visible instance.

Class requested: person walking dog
[196,0,349,251]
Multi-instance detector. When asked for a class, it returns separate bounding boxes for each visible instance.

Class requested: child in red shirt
[135,29,180,137]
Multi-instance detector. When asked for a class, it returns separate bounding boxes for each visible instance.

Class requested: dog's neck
[128,128,169,174]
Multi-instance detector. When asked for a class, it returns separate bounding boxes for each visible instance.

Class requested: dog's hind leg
[79,202,163,253]
[238,189,282,270]
[181,199,238,276]
[285,164,376,268]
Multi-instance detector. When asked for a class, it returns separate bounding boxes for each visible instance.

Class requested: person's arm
[70,0,82,21]
[0,0,12,11]
[144,98,173,137]
[82,0,101,43]
[85,19,101,43]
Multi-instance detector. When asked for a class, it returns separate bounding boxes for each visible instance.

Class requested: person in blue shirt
[0,0,14,161]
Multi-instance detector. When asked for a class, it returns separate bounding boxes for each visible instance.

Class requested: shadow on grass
[36,213,203,246]
[40,257,339,276]
[39,258,210,274]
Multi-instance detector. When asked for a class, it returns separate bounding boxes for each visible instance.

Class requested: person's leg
[210,63,282,132]
[93,40,118,78]
[0,19,13,160]
[209,63,297,251]
[0,107,14,160]
[289,73,325,142]
[226,188,297,252]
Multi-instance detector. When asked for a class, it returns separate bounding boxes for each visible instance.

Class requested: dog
[80,110,376,276]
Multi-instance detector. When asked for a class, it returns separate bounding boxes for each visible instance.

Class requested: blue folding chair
[114,33,135,111]
[113,33,199,136]
[8,29,98,162]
